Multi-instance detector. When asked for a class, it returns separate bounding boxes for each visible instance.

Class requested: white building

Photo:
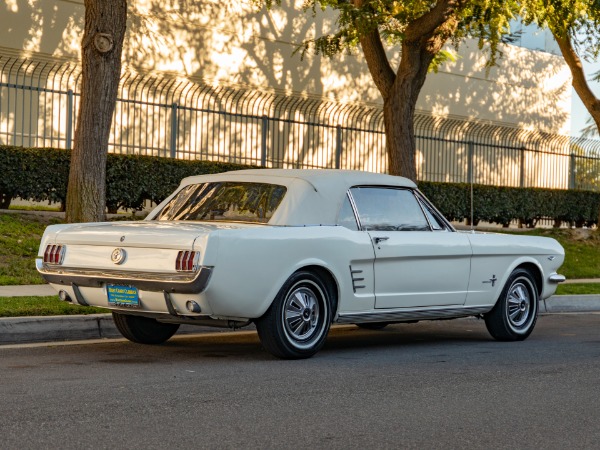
[0,0,576,187]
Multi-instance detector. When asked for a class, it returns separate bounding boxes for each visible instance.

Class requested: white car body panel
[369,231,472,308]
[37,169,565,330]
[203,225,377,318]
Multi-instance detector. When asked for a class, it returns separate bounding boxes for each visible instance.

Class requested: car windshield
[153,182,287,223]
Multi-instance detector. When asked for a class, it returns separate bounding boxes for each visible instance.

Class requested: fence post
[66,89,74,150]
[261,115,268,167]
[335,125,342,169]
[467,141,474,184]
[519,146,526,188]
[569,152,576,189]
[467,141,474,228]
[169,102,178,158]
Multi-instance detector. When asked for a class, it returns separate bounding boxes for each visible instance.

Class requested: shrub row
[0,146,252,212]
[418,182,600,227]
[1,145,598,226]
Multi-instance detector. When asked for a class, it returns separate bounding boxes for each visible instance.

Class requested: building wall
[1,0,571,134]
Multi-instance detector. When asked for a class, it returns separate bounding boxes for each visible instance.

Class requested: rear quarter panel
[202,226,375,319]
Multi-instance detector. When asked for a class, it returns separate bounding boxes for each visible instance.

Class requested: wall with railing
[1,55,599,191]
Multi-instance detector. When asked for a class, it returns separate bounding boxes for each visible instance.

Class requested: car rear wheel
[112,312,180,345]
[256,271,332,359]
[484,268,539,341]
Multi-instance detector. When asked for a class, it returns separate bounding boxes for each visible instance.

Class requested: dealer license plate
[107,285,139,308]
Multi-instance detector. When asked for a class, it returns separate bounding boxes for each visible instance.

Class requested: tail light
[176,251,200,272]
[43,244,65,265]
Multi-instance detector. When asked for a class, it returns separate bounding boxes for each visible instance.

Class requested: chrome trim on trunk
[36,259,213,294]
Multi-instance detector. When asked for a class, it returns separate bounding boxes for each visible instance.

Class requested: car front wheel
[112,312,180,344]
[256,271,332,359]
[484,268,539,341]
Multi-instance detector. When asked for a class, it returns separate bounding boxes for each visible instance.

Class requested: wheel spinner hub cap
[302,308,312,320]
[507,281,532,328]
[283,287,320,341]
[519,301,527,312]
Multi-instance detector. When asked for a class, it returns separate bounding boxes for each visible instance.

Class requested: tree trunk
[554,34,600,133]
[383,81,418,180]
[383,41,435,181]
[357,0,465,181]
[0,192,11,209]
[65,0,127,223]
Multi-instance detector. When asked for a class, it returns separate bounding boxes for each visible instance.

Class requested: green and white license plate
[107,285,139,308]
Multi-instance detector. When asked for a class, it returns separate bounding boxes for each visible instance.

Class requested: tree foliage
[522,0,600,136]
[254,0,519,180]
[297,0,517,67]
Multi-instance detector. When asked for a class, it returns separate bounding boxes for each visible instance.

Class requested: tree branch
[350,0,395,97]
[405,0,466,42]
[358,28,396,98]
[554,32,600,129]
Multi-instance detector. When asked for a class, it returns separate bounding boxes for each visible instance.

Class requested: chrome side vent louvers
[349,265,365,293]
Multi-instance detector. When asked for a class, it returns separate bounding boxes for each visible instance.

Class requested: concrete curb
[0,314,120,344]
[0,295,598,346]
[542,295,600,313]
[0,314,247,345]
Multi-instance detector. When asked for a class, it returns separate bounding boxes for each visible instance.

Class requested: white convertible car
[37,169,565,358]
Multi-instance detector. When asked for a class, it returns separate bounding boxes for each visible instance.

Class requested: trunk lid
[44,221,262,273]
[53,221,256,249]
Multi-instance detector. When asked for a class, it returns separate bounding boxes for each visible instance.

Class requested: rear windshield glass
[153,182,287,223]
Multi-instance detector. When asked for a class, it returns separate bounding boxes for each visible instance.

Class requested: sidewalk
[562,278,600,284]
[1,284,599,345]
[0,284,56,297]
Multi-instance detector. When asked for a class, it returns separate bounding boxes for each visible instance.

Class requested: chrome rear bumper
[36,259,213,294]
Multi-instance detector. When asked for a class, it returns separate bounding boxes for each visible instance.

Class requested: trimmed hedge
[1,145,599,226]
[418,182,600,228]
[0,146,253,212]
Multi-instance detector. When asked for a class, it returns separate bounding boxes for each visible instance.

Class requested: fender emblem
[482,275,497,287]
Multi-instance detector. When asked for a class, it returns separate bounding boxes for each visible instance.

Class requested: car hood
[50,220,260,249]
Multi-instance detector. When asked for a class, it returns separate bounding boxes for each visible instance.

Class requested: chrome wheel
[485,269,539,341]
[256,271,333,359]
[280,280,328,350]
[506,281,532,329]
[283,286,320,342]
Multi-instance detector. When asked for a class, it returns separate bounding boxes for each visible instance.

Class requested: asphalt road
[1,314,599,449]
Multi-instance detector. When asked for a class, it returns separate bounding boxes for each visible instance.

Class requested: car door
[349,186,472,309]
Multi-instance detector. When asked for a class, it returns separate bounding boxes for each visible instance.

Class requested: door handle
[373,236,389,244]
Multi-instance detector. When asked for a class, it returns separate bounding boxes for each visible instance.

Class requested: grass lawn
[9,205,62,212]
[492,228,600,280]
[0,211,140,285]
[0,213,61,285]
[555,283,600,295]
[0,296,107,317]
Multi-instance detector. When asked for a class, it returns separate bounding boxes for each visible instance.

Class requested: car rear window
[153,182,287,223]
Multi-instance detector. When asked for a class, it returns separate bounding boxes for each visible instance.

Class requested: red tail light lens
[43,244,65,265]
[176,251,200,272]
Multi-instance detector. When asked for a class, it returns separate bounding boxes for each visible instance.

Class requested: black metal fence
[1,54,599,191]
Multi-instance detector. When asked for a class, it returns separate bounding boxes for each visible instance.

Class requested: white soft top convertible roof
[156,169,417,226]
